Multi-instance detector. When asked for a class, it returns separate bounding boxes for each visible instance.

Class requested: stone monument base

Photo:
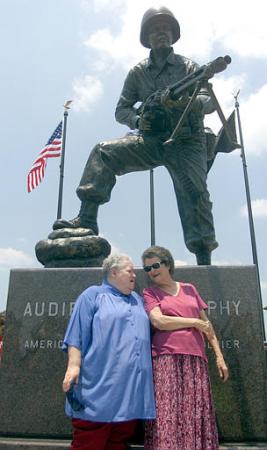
[0,266,266,442]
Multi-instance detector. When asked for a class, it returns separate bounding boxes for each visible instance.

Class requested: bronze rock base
[35,228,111,268]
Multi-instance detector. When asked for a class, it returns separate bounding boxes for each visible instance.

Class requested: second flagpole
[57,101,72,220]
[234,90,265,340]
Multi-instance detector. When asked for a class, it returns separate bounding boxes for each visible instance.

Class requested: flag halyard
[27,121,63,193]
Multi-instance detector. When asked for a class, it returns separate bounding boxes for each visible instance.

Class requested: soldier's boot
[195,248,211,265]
[53,201,99,235]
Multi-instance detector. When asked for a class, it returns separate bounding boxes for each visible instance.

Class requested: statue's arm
[115,69,141,130]
[197,87,216,114]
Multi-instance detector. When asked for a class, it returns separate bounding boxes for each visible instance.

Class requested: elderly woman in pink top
[142,246,229,450]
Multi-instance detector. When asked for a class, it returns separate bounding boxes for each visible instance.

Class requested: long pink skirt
[145,354,219,450]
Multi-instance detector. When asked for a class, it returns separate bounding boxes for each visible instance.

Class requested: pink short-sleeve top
[143,283,208,361]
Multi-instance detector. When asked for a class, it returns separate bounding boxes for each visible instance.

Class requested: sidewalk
[0,437,267,450]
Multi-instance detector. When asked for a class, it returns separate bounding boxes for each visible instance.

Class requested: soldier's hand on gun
[138,115,152,131]
[161,91,203,113]
[160,90,188,109]
[161,91,191,110]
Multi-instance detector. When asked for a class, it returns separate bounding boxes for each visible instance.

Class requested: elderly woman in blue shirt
[62,253,155,450]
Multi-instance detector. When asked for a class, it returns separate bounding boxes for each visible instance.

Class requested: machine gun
[160,55,240,148]
[164,55,231,101]
[140,55,239,150]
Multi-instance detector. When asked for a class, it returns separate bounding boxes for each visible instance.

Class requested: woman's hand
[216,356,229,383]
[199,310,229,383]
[62,366,80,392]
[195,319,213,339]
[62,346,81,392]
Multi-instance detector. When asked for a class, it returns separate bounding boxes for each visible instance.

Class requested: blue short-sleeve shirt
[62,281,156,422]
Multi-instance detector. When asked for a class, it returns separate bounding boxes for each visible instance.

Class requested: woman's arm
[200,310,229,382]
[62,345,81,392]
[149,306,212,337]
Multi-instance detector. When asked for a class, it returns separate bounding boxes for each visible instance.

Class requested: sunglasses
[66,382,85,412]
[143,261,164,273]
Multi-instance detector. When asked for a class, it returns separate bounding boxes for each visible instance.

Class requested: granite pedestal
[0,266,266,443]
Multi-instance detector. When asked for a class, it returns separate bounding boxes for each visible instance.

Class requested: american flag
[27,121,63,193]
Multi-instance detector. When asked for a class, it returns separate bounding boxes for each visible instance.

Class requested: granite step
[0,439,143,450]
[0,438,267,450]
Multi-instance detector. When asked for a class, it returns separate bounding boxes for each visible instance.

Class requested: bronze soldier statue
[54,6,223,265]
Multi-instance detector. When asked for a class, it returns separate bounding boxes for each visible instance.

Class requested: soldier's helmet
[140,6,180,48]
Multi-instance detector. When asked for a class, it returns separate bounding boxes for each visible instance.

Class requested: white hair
[102,253,133,279]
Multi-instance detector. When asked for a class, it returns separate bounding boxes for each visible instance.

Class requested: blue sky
[1,0,267,331]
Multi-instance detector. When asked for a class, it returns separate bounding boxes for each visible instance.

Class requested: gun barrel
[209,55,231,75]
[169,55,232,100]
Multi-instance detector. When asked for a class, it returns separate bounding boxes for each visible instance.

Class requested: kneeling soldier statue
[53,6,237,265]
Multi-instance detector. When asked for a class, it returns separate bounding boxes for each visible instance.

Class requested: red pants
[71,418,138,450]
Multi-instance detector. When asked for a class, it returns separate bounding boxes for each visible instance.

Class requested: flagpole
[234,90,265,339]
[56,101,72,219]
[150,169,156,246]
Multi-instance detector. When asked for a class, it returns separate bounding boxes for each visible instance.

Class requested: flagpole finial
[64,100,73,110]
[233,89,240,101]
[233,89,240,107]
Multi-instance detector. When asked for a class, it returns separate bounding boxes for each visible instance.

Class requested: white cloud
[0,248,34,268]
[241,199,267,218]
[178,0,267,59]
[83,0,126,13]
[184,69,267,161]
[212,259,243,266]
[218,7,267,58]
[207,82,267,156]
[84,28,143,72]
[236,85,267,156]
[204,74,247,133]
[174,259,188,266]
[83,7,147,72]
[109,243,122,255]
[261,282,267,290]
[72,75,104,112]
[82,0,267,67]
[97,0,128,14]
[76,0,267,154]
